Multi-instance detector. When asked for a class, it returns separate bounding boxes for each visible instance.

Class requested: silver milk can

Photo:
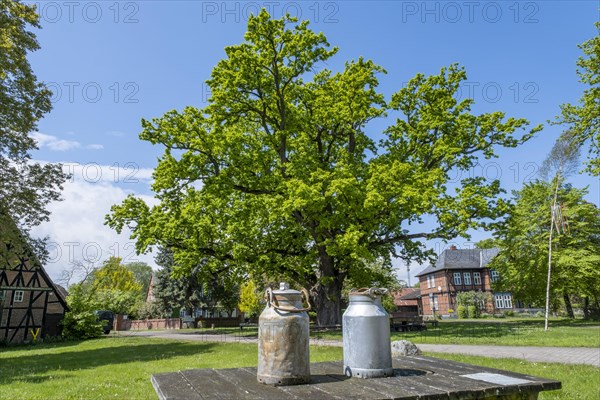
[343,287,393,378]
[257,282,311,385]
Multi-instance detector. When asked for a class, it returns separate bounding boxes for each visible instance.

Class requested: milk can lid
[272,282,301,295]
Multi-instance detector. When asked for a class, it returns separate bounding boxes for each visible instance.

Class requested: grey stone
[391,340,422,356]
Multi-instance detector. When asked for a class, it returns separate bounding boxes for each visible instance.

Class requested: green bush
[61,310,103,340]
[457,305,468,319]
[468,305,480,318]
[535,311,545,318]
[503,310,515,317]
[61,283,103,340]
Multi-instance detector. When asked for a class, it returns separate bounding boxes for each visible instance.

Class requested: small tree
[457,291,490,315]
[61,284,103,340]
[238,280,263,318]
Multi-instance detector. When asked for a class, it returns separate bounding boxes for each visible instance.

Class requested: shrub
[457,305,468,319]
[61,310,103,340]
[61,283,103,340]
[503,310,515,317]
[447,308,454,314]
[468,305,480,318]
[535,311,545,318]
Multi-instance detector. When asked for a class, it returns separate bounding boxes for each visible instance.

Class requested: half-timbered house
[0,211,68,344]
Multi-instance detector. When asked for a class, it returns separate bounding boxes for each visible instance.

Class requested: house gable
[0,211,68,343]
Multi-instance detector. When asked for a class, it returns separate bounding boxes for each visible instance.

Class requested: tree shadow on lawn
[394,321,536,343]
[0,339,218,385]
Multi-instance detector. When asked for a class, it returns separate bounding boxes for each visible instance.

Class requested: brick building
[415,247,514,317]
[0,211,68,343]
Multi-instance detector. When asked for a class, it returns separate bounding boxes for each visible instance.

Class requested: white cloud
[31,132,106,152]
[32,132,81,151]
[31,165,159,282]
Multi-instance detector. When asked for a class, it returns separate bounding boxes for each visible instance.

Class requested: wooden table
[151,356,560,399]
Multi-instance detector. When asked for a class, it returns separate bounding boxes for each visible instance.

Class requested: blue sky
[26,1,599,282]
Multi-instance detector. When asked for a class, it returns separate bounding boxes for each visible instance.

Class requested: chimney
[449,245,457,250]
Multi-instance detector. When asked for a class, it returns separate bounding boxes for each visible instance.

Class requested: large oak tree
[107,12,540,325]
[0,0,67,235]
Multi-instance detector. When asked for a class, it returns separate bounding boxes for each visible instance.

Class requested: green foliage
[468,305,480,319]
[0,0,67,233]
[61,284,103,340]
[554,22,600,176]
[490,181,600,307]
[238,280,263,317]
[137,300,168,319]
[153,247,204,317]
[381,292,398,314]
[88,257,142,316]
[457,305,468,319]
[457,291,490,313]
[152,246,240,318]
[125,262,154,297]
[106,12,540,325]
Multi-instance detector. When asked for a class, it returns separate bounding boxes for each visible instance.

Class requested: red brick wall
[117,318,182,330]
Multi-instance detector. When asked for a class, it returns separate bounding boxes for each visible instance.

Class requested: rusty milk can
[257,282,311,385]
[343,287,393,378]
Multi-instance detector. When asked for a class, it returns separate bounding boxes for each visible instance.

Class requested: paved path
[119,330,600,367]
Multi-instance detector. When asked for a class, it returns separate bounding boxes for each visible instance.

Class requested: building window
[473,272,482,285]
[453,272,462,285]
[433,295,439,312]
[463,272,471,285]
[14,291,24,303]
[0,290,4,302]
[426,274,435,289]
[494,293,513,309]
[491,270,499,283]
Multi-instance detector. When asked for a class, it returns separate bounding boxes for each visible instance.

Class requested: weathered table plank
[152,356,561,400]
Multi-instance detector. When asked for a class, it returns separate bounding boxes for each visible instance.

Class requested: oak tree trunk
[311,252,345,326]
[583,297,590,320]
[563,292,574,319]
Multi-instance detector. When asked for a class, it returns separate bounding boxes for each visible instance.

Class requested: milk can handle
[351,287,388,298]
[265,287,312,313]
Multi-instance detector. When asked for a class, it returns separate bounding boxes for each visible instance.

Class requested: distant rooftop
[415,247,499,277]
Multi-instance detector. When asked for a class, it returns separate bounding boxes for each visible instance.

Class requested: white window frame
[14,290,24,303]
[463,272,471,285]
[453,272,462,285]
[433,295,439,311]
[427,276,431,288]
[494,293,513,309]
[430,274,435,288]
[473,272,482,285]
[491,270,499,283]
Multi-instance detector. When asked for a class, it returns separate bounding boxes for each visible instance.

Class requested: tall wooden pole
[544,175,561,332]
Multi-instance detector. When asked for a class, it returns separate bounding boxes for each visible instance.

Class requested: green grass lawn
[1,336,597,399]
[427,352,600,400]
[0,337,341,399]
[311,318,600,347]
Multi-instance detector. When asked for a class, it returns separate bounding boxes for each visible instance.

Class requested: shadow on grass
[0,339,217,385]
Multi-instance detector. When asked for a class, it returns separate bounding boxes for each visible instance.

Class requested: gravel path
[117,330,599,367]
